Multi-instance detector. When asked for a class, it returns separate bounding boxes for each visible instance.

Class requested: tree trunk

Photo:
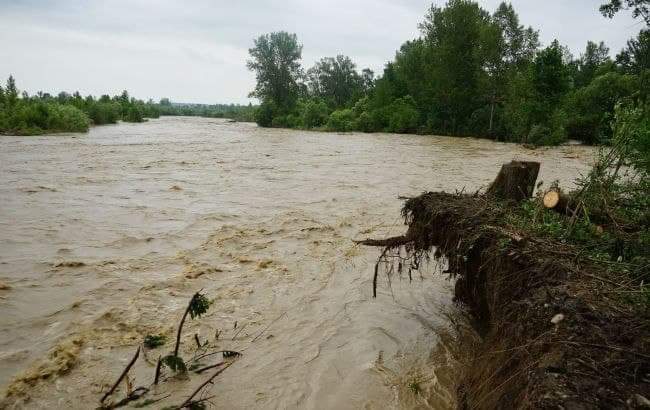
[486,161,540,202]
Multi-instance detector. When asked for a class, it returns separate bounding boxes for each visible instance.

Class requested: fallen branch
[100,346,141,403]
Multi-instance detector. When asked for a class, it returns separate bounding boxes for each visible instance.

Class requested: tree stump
[486,161,540,202]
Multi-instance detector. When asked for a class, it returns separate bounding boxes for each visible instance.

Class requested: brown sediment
[3,336,84,400]
[360,191,650,409]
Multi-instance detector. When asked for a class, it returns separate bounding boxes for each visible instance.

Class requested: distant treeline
[156,99,256,122]
[0,77,256,135]
[247,0,650,145]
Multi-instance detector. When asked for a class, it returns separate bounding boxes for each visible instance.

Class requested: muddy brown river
[0,117,595,409]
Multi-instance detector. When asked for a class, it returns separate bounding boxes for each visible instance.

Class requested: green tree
[576,41,611,87]
[307,55,363,108]
[247,32,303,115]
[419,0,494,134]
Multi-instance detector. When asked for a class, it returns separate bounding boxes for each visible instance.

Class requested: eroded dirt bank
[0,117,596,408]
[361,191,650,409]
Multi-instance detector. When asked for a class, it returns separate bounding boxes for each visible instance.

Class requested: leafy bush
[300,99,329,128]
[255,100,277,127]
[46,104,90,132]
[86,102,120,125]
[565,72,637,144]
[388,96,419,133]
[326,109,356,132]
[124,105,144,123]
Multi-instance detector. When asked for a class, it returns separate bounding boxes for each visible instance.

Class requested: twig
[153,356,162,385]
[180,362,234,408]
[100,346,141,403]
[194,333,202,349]
[174,290,202,357]
[194,361,225,374]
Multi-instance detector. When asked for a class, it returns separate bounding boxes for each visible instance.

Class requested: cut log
[543,189,561,208]
[543,189,575,214]
[486,161,540,202]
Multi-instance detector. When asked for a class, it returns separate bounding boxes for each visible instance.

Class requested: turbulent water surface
[0,117,595,409]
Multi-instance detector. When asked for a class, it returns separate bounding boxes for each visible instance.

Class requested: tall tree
[492,2,539,67]
[306,55,363,107]
[247,32,303,112]
[485,2,539,134]
[419,0,493,133]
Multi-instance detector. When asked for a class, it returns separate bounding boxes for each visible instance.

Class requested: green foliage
[247,31,303,115]
[388,96,419,133]
[307,55,367,108]
[143,334,166,349]
[299,98,329,128]
[326,109,356,132]
[565,72,637,144]
[506,103,649,304]
[156,101,256,121]
[0,76,167,135]
[255,100,278,127]
[161,354,187,373]
[46,104,90,132]
[188,293,211,319]
[124,105,144,123]
[600,0,650,25]
[87,102,121,125]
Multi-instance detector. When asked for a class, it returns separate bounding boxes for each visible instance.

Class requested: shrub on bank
[46,104,90,132]
[326,109,356,132]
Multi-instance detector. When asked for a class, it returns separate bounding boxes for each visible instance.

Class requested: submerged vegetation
[0,76,160,135]
[248,0,650,146]
[0,76,256,136]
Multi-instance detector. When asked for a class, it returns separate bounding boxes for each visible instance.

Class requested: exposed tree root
[358,188,650,408]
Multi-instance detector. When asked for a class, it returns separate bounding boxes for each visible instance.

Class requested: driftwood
[100,346,141,403]
[486,161,540,202]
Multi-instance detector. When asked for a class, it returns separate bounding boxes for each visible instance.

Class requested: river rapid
[0,117,595,409]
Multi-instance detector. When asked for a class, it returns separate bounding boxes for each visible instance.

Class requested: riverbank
[358,164,650,408]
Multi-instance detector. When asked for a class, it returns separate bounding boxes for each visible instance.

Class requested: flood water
[0,117,595,409]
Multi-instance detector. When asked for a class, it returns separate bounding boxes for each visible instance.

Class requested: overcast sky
[0,0,643,104]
